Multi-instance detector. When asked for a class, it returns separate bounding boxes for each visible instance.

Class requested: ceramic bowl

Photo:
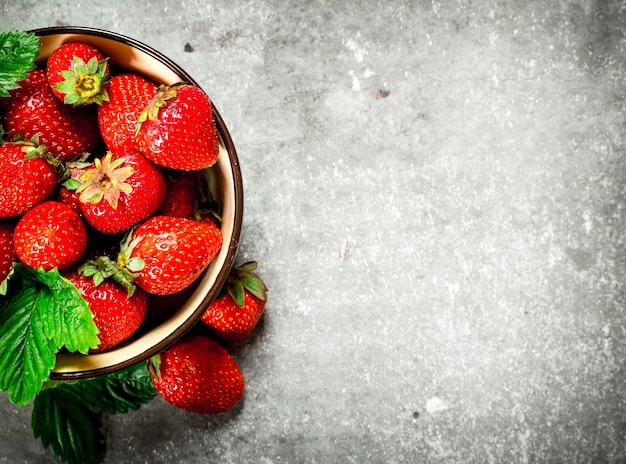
[29,27,243,380]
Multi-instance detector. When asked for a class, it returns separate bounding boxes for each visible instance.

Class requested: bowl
[28,27,244,380]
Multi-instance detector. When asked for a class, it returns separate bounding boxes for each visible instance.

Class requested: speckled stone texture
[2,0,626,462]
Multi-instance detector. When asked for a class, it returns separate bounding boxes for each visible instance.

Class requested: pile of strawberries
[0,40,267,414]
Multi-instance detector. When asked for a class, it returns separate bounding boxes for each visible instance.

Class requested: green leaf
[32,362,156,464]
[23,266,100,354]
[57,362,157,414]
[32,387,105,464]
[0,265,99,406]
[0,30,40,97]
[0,282,58,406]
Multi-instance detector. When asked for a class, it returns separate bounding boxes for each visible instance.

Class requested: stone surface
[2,0,626,462]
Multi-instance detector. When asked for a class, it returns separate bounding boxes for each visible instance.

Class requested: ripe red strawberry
[0,68,101,161]
[136,83,219,170]
[98,73,157,152]
[0,222,17,284]
[150,335,244,414]
[63,269,148,353]
[155,170,204,219]
[13,201,87,271]
[0,141,59,218]
[77,149,166,234]
[46,41,110,105]
[201,261,267,342]
[117,215,223,295]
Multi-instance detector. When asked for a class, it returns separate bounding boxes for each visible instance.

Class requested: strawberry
[0,141,59,218]
[63,269,148,353]
[201,261,267,342]
[150,335,244,414]
[0,68,101,161]
[46,41,110,106]
[77,149,166,234]
[0,222,17,284]
[98,73,157,152]
[156,170,202,219]
[117,215,223,295]
[13,201,87,271]
[136,83,219,170]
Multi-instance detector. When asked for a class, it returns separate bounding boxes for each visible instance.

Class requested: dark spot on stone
[565,247,595,271]
[413,411,420,419]
[184,42,194,53]
[376,88,390,99]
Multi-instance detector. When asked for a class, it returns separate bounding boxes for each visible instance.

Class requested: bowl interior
[30,28,243,380]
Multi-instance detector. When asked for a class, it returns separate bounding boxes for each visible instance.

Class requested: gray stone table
[1,0,626,462]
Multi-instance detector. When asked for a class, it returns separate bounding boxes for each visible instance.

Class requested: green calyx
[78,255,139,298]
[78,228,147,298]
[134,81,186,136]
[19,135,69,183]
[117,229,146,274]
[54,55,111,106]
[224,261,268,308]
[76,152,134,209]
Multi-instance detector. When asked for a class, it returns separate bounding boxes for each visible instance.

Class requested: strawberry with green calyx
[0,68,101,161]
[64,269,148,353]
[77,149,166,234]
[13,200,88,271]
[46,41,111,106]
[79,215,223,296]
[117,215,223,295]
[201,261,267,342]
[136,82,220,171]
[98,73,158,152]
[0,140,65,218]
[149,335,244,414]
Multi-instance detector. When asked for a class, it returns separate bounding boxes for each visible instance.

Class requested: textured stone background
[1,0,626,462]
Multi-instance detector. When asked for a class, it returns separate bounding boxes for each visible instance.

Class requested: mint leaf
[0,264,99,406]
[32,363,156,464]
[0,30,40,97]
